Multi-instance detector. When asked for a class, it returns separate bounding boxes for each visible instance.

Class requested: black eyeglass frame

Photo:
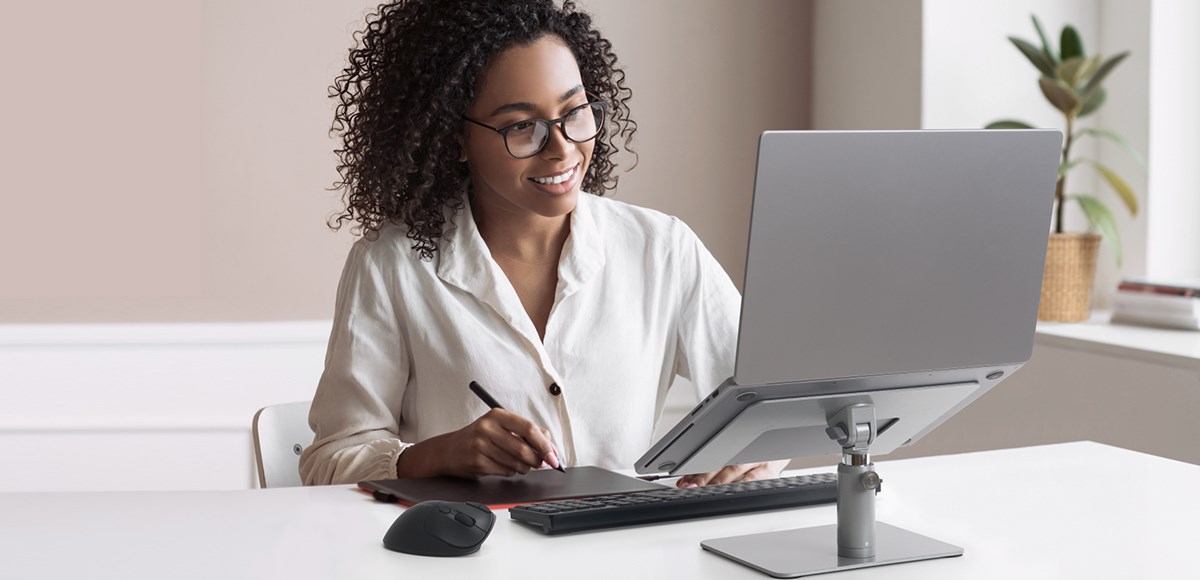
[462,100,608,159]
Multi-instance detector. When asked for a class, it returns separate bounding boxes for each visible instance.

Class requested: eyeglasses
[462,101,607,159]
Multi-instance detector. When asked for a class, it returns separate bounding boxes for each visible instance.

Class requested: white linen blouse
[299,192,741,485]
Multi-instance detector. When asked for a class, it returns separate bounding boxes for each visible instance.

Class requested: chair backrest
[252,401,314,488]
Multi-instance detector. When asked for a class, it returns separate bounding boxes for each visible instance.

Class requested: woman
[300,0,787,487]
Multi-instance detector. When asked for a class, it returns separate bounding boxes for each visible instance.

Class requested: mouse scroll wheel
[454,512,476,527]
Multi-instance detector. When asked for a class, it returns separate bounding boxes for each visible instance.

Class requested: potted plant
[988,15,1142,322]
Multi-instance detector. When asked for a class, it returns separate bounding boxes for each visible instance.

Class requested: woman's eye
[511,120,536,132]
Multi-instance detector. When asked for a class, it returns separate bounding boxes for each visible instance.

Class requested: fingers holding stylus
[489,409,559,467]
[472,408,558,472]
[467,381,564,473]
[451,409,540,476]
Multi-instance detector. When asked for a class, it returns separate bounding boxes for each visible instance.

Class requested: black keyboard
[509,472,838,534]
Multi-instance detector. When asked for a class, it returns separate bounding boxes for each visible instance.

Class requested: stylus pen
[468,380,567,473]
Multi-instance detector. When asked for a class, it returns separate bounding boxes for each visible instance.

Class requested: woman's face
[462,35,594,220]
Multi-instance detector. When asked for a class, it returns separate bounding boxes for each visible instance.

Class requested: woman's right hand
[397,408,561,479]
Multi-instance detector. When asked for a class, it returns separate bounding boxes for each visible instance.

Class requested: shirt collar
[436,192,606,312]
[555,192,605,298]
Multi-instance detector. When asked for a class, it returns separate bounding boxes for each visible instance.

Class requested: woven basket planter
[1038,232,1101,322]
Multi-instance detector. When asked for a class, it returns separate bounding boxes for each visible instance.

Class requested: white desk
[1,442,1194,579]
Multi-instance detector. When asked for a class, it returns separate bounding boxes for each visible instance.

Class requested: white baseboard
[0,321,332,492]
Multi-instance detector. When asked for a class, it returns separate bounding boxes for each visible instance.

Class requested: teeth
[533,166,575,185]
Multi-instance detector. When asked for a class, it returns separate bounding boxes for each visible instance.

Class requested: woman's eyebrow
[489,85,584,117]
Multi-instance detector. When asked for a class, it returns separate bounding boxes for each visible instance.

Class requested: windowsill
[1035,311,1200,370]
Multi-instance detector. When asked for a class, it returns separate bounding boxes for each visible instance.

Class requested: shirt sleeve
[299,240,413,485]
[672,219,742,400]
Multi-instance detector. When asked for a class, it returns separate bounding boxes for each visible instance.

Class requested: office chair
[252,400,314,488]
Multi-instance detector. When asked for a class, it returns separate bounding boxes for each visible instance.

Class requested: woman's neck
[470,194,571,264]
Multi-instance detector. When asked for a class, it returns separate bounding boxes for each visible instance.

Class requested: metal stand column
[701,403,964,578]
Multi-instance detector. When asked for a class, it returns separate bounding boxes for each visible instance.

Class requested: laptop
[636,129,1062,475]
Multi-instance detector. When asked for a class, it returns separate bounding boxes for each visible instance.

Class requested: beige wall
[0,0,811,324]
[811,0,922,130]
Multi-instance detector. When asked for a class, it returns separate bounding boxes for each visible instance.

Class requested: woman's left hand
[675,459,790,488]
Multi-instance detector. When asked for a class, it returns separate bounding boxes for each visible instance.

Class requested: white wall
[922,0,1099,136]
[1146,0,1200,281]
[1094,0,1150,302]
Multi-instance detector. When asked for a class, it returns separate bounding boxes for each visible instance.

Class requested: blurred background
[1,0,1195,491]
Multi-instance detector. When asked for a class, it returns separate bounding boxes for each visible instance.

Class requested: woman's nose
[539,122,574,159]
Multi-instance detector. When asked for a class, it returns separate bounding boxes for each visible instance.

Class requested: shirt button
[548,382,562,396]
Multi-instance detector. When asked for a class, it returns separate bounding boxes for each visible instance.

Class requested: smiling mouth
[530,164,578,185]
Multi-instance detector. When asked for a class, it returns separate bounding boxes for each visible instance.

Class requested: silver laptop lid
[734,130,1061,386]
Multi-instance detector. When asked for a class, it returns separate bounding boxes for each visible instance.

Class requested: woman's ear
[456,132,468,162]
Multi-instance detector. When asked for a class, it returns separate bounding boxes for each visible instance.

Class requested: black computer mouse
[382,500,496,557]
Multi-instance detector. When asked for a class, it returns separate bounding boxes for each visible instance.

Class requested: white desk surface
[2,441,1194,579]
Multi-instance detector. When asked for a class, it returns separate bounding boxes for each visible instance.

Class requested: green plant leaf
[1087,160,1140,215]
[1010,36,1057,77]
[1059,159,1083,177]
[1060,25,1084,60]
[1077,55,1104,84]
[986,120,1035,129]
[1039,76,1080,114]
[1078,87,1106,117]
[1031,15,1059,67]
[1072,194,1122,266]
[1080,51,1130,97]
[1075,128,1147,169]
[1056,56,1089,87]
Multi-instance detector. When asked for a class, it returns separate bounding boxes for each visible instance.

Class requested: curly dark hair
[326,0,637,259]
